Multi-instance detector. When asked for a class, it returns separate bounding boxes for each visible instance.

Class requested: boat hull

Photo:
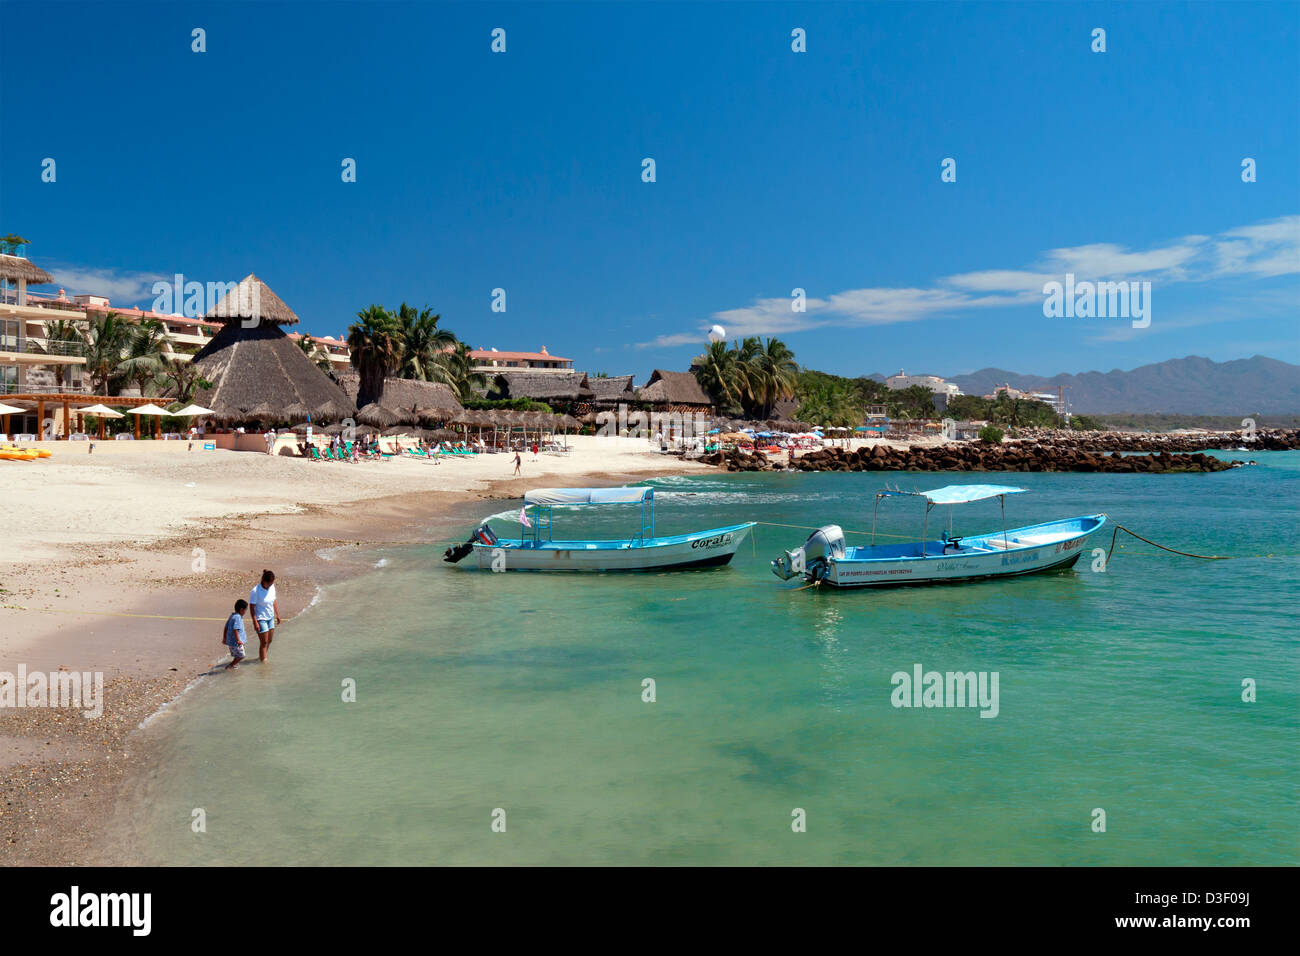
[810,515,1106,589]
[470,522,755,572]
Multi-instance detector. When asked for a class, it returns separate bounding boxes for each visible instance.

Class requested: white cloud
[638,215,1300,347]
[45,265,169,307]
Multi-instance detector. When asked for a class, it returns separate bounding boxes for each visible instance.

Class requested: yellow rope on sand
[0,604,226,622]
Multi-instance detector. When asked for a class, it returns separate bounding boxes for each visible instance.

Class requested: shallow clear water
[117,452,1299,864]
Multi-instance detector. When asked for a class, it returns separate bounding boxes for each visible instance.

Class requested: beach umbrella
[76,403,124,439]
[129,402,170,440]
[171,403,215,417]
[80,403,123,418]
[280,401,310,420]
[382,425,410,436]
[0,401,31,416]
[321,422,347,435]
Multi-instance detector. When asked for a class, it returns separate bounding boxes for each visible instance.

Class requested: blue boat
[771,484,1107,588]
[445,487,755,572]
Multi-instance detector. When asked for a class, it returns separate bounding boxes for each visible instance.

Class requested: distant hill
[946,356,1300,415]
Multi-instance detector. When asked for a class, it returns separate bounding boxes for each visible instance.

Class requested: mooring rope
[1103,517,1232,562]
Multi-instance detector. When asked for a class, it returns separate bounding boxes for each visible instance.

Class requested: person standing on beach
[249,570,281,662]
[223,599,248,670]
[513,451,522,476]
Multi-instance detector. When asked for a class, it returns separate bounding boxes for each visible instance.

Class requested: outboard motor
[770,525,846,581]
[444,524,498,563]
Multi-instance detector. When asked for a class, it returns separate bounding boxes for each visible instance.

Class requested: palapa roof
[336,372,464,420]
[0,254,53,285]
[491,370,593,402]
[190,320,355,421]
[637,369,713,407]
[204,273,300,326]
[588,374,636,402]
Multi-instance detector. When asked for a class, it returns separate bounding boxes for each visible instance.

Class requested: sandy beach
[0,437,707,865]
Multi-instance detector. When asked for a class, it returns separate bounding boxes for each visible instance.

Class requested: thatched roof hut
[357,403,401,427]
[191,276,355,422]
[637,370,713,409]
[336,372,464,423]
[204,273,301,325]
[0,254,54,285]
[589,374,635,405]
[490,370,592,403]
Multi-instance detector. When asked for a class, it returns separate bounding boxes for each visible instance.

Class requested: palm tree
[734,336,763,413]
[436,341,487,403]
[395,304,456,381]
[347,305,403,407]
[83,312,131,394]
[114,319,171,396]
[693,340,744,411]
[42,318,85,388]
[753,337,799,418]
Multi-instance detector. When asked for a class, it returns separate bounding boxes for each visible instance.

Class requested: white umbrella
[130,403,171,416]
[0,402,28,416]
[80,403,125,418]
[171,403,214,417]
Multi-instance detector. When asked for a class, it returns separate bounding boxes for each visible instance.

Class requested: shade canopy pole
[1002,495,1008,549]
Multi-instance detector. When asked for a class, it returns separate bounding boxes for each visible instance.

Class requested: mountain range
[925,356,1299,415]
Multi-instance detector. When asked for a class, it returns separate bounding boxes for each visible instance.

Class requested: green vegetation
[1068,414,1105,431]
[947,391,1060,428]
[978,424,1004,444]
[346,303,483,406]
[790,369,937,424]
[692,336,799,418]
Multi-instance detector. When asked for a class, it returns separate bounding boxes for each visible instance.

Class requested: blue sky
[2,1,1297,379]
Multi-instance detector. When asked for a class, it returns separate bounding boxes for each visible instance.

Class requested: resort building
[469,346,574,374]
[885,370,962,397]
[0,254,88,430]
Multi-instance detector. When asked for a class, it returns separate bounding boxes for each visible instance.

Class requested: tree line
[346,304,485,408]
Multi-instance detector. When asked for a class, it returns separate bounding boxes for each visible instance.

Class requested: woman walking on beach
[249,570,281,662]
[513,451,522,476]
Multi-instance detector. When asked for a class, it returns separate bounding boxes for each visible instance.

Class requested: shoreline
[0,441,704,865]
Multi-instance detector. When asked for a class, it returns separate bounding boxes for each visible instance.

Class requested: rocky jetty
[713,443,1239,474]
[1011,428,1299,452]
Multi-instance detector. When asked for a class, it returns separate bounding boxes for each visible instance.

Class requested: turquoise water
[117,452,1299,865]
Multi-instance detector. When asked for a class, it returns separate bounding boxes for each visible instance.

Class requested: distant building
[984,382,1065,414]
[885,369,961,397]
[469,346,573,374]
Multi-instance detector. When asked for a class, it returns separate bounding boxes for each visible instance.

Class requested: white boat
[771,484,1107,588]
[444,486,754,572]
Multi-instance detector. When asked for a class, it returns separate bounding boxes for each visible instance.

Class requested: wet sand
[0,439,701,865]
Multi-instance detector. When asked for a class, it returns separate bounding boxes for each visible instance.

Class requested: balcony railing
[0,288,82,311]
[0,336,86,357]
[1,382,91,395]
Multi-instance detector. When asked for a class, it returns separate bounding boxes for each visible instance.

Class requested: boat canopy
[524,487,653,506]
[917,484,1026,505]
